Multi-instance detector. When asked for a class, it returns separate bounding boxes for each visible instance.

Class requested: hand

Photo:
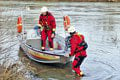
[69,53,74,57]
[51,33,55,38]
[38,24,42,27]
[65,53,69,57]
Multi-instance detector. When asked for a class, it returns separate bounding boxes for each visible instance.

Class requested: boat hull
[20,42,70,64]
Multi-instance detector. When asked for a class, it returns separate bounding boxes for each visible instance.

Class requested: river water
[0,1,120,80]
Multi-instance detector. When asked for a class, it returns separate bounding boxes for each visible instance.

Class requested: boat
[18,29,70,64]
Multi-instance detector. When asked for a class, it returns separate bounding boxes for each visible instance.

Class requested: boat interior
[26,35,68,55]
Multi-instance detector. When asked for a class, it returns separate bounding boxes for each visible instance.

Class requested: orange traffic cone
[17,16,22,33]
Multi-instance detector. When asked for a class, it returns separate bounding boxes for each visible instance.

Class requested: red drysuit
[39,12,56,49]
[69,33,87,75]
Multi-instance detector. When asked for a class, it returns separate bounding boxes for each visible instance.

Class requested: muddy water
[0,1,120,80]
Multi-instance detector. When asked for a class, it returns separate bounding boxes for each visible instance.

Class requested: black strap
[74,41,88,53]
[74,56,86,68]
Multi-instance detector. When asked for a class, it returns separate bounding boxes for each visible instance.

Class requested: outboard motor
[64,36,71,51]
[34,25,41,36]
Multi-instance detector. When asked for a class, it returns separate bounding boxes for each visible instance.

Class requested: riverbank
[0,0,119,2]
[36,0,119,2]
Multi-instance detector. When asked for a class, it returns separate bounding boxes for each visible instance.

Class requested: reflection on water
[0,1,120,80]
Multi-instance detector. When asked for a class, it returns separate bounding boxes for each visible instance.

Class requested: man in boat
[38,7,56,51]
[67,26,88,77]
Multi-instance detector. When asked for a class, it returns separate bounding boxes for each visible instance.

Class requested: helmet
[67,26,75,33]
[40,6,48,13]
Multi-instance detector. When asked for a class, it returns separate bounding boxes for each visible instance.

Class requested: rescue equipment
[18,29,70,64]
[17,16,22,33]
[67,26,75,33]
[63,16,70,31]
[79,41,88,50]
[41,6,48,13]
[78,34,88,50]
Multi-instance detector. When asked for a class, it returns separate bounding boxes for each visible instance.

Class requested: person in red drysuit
[38,7,56,51]
[67,26,88,77]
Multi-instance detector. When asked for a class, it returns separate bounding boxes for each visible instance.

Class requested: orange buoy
[63,16,70,31]
[17,16,22,33]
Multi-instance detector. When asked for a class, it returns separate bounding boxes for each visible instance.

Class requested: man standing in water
[38,7,56,51]
[67,26,88,77]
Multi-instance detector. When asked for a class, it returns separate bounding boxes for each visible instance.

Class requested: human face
[42,12,47,16]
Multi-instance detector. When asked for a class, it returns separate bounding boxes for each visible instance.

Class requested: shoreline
[0,0,119,2]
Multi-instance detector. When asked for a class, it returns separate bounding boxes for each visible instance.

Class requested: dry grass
[34,0,119,2]
[0,64,26,80]
[3,0,119,2]
[0,57,38,80]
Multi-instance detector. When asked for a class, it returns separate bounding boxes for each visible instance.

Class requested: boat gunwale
[22,41,66,57]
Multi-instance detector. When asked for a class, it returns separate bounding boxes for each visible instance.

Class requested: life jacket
[75,33,88,53]
[65,33,88,52]
[39,12,55,30]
